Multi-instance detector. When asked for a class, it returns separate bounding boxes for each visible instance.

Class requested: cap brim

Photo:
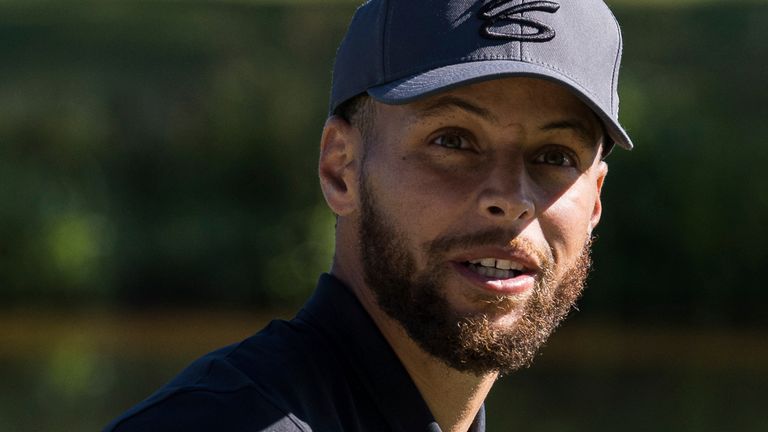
[367,61,633,150]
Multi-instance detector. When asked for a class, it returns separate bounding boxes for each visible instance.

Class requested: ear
[318,115,363,216]
[588,161,608,233]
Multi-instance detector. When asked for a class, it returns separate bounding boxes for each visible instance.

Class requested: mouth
[451,255,537,296]
[463,258,526,280]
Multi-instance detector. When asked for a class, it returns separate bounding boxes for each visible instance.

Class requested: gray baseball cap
[330,0,633,151]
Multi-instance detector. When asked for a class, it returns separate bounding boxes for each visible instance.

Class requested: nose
[477,162,535,222]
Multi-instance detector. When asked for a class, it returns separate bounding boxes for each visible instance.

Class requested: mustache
[423,227,553,267]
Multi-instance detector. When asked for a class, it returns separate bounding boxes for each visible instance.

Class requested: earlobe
[588,161,608,233]
[318,115,362,216]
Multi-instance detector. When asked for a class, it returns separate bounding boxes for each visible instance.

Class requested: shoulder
[104,318,338,432]
[104,386,310,432]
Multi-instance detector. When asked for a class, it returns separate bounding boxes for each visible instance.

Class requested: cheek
[372,153,478,231]
[539,185,597,268]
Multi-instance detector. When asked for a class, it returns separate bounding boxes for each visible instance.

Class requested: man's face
[355,77,607,375]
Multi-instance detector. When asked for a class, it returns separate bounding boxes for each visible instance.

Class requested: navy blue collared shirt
[105,274,486,432]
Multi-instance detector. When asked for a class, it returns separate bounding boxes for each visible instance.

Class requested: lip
[449,247,540,296]
[452,246,542,273]
[452,261,536,296]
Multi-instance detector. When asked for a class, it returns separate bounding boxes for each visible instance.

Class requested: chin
[446,281,532,323]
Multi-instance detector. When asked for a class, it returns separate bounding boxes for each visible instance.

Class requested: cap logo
[478,0,560,42]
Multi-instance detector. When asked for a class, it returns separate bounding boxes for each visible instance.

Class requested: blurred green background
[1,0,766,430]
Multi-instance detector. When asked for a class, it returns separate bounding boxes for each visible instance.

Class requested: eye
[533,148,578,167]
[432,132,471,150]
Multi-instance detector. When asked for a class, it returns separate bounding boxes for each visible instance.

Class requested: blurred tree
[0,1,766,327]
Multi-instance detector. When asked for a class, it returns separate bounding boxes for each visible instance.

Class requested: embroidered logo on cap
[479,0,560,42]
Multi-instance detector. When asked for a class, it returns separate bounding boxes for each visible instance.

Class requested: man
[105,0,632,431]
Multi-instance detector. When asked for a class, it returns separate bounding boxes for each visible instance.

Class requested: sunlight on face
[356,78,607,374]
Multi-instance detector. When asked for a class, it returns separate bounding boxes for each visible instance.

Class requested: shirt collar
[299,273,486,432]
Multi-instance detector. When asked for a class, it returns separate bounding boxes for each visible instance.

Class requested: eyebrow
[411,95,499,123]
[411,95,603,148]
[539,119,601,148]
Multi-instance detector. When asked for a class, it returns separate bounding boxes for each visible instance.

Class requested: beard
[358,176,593,376]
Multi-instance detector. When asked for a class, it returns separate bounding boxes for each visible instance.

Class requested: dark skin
[319,78,607,432]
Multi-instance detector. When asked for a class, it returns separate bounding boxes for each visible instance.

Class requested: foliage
[0,2,766,326]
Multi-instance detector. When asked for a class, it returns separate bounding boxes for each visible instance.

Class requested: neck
[378,316,496,432]
[330,261,496,432]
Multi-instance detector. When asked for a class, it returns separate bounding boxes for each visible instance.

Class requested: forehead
[373,77,604,146]
[411,77,594,120]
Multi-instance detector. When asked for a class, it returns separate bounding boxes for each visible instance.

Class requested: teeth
[468,263,517,279]
[469,258,524,271]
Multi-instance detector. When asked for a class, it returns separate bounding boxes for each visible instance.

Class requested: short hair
[333,93,375,141]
